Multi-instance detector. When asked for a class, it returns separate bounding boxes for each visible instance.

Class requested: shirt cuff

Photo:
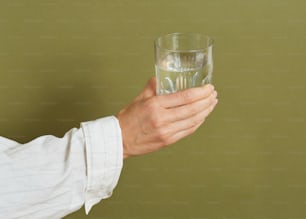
[81,116,123,214]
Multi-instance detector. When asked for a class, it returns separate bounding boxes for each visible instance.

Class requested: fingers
[167,122,203,145]
[159,98,218,145]
[158,84,215,108]
[169,98,217,132]
[168,101,217,145]
[166,90,218,123]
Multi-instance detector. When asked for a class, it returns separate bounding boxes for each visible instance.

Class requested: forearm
[0,128,87,218]
[0,116,123,218]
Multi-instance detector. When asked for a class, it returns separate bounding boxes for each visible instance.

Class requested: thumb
[136,77,157,100]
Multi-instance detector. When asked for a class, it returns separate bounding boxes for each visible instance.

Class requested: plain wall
[0,0,305,218]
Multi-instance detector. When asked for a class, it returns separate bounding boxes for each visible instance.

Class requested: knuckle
[191,117,199,127]
[210,94,216,103]
[157,128,171,145]
[189,103,198,115]
[207,84,215,92]
[194,113,206,126]
[149,113,161,128]
[210,91,217,102]
[203,110,210,119]
[144,98,157,111]
[144,100,163,128]
[151,117,161,128]
[180,90,193,102]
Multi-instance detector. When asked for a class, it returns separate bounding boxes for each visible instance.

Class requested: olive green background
[0,0,306,218]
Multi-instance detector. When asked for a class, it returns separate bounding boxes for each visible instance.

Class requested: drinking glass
[154,33,214,95]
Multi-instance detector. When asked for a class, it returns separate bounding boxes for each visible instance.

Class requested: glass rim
[154,32,214,53]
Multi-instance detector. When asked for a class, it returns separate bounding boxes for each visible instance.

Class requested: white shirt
[0,116,123,219]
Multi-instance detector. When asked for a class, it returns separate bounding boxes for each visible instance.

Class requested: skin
[116,77,218,159]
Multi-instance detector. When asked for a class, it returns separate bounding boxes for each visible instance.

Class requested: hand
[116,77,218,159]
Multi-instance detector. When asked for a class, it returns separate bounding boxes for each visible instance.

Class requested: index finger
[157,84,215,108]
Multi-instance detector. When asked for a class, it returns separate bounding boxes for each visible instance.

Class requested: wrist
[115,110,130,159]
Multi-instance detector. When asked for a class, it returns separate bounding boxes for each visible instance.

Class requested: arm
[0,116,123,219]
[0,77,217,219]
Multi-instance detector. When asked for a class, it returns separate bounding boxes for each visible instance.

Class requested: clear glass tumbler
[154,33,214,95]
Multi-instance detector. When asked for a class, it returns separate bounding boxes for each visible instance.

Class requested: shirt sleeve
[81,116,123,214]
[0,116,123,219]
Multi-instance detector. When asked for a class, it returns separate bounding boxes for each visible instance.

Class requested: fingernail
[213,90,218,97]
